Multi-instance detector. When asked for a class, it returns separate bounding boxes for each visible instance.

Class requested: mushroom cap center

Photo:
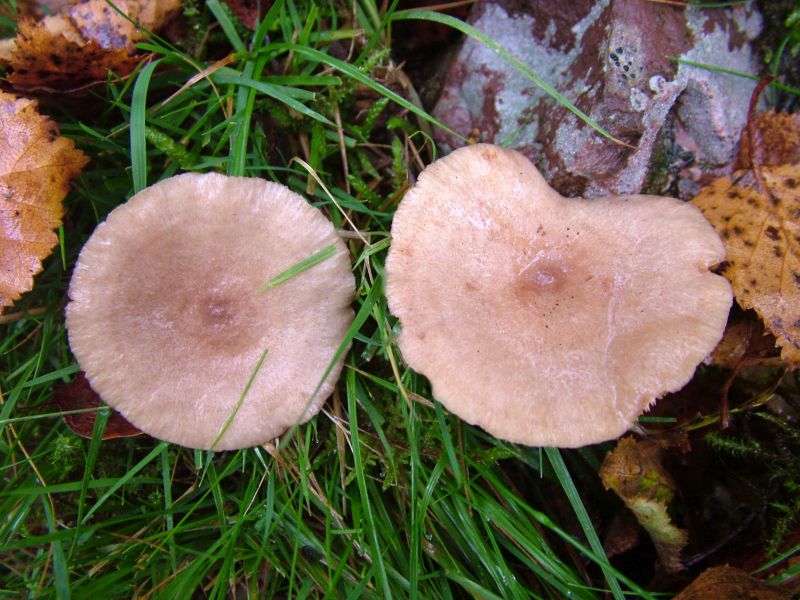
[516,250,570,293]
[385,143,732,448]
[173,283,260,353]
[66,172,356,450]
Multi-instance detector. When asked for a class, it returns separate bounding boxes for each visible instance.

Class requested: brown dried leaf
[53,372,143,439]
[1,0,180,92]
[673,565,791,600]
[738,110,800,170]
[3,18,140,92]
[711,312,778,368]
[599,436,689,573]
[0,91,88,309]
[692,166,800,365]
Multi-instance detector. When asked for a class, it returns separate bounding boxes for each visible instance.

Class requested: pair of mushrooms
[66,145,732,450]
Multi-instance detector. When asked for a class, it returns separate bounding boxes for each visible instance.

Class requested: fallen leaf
[0,0,180,92]
[738,110,800,170]
[603,510,641,558]
[692,166,800,365]
[673,565,791,600]
[68,0,142,50]
[12,1,79,18]
[53,372,143,439]
[0,91,88,309]
[600,435,689,573]
[711,312,778,368]
[2,18,140,92]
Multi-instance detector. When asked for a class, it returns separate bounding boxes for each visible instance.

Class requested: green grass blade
[545,447,625,600]
[227,60,260,177]
[130,60,160,193]
[346,367,392,599]
[668,56,800,96]
[264,43,464,141]
[81,442,169,523]
[278,277,381,451]
[214,74,334,125]
[71,408,110,553]
[207,0,247,53]
[160,445,177,572]
[52,539,71,599]
[210,347,270,450]
[390,10,625,145]
[259,245,338,291]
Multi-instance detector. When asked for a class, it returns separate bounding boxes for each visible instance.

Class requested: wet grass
[1,1,795,598]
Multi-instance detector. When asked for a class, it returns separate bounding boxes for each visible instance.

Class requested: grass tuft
[3,1,794,598]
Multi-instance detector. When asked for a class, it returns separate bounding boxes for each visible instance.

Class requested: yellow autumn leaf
[0,91,88,310]
[692,166,800,365]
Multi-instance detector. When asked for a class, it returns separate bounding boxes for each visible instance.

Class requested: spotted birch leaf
[0,0,180,93]
[0,91,88,309]
[692,166,800,365]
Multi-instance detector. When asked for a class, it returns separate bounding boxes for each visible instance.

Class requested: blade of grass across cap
[259,245,337,291]
[277,277,381,452]
[210,346,270,451]
[390,10,628,146]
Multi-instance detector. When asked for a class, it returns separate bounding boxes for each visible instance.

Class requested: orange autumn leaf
[0,91,88,309]
[2,17,140,93]
[692,166,800,365]
[0,0,180,93]
[53,372,143,440]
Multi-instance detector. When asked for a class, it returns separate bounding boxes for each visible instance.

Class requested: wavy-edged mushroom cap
[386,144,732,448]
[67,173,355,450]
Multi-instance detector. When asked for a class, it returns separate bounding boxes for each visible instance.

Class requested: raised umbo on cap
[386,144,732,448]
[67,173,355,450]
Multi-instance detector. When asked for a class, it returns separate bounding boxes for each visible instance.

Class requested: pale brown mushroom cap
[385,144,732,447]
[67,173,355,450]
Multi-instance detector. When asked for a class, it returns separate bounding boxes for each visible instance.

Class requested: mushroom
[66,172,355,450]
[385,144,732,448]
